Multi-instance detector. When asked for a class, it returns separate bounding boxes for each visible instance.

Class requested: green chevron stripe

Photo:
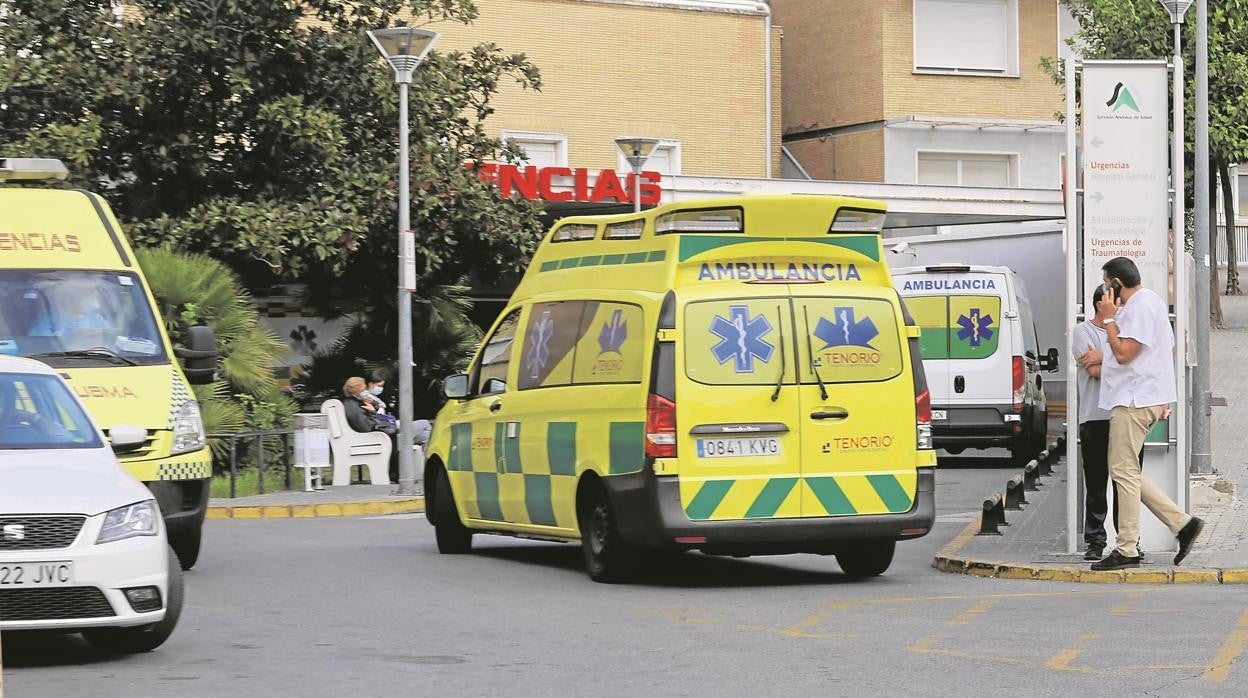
[685,480,734,520]
[744,477,798,518]
[867,474,912,513]
[806,476,857,516]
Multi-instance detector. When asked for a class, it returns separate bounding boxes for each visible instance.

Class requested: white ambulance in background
[892,264,1058,464]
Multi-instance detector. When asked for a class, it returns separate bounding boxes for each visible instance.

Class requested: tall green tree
[2,0,547,388]
[1055,0,1248,327]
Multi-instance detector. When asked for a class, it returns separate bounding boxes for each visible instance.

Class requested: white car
[0,356,181,653]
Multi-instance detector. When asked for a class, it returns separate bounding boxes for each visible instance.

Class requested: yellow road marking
[907,635,1028,667]
[947,599,996,625]
[782,601,856,637]
[936,516,981,559]
[1045,633,1101,670]
[1202,608,1248,682]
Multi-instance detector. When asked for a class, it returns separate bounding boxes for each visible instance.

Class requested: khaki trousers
[1108,404,1190,557]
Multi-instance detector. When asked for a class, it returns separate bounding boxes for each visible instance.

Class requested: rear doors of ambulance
[677,288,917,522]
[894,267,1010,415]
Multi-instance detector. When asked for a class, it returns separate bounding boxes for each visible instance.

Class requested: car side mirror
[175,325,217,385]
[109,424,147,454]
[443,374,470,400]
[1041,347,1060,373]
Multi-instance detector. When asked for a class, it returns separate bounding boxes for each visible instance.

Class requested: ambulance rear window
[796,297,903,384]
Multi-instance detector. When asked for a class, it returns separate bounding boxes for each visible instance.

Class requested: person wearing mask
[1087,257,1202,571]
[341,376,398,484]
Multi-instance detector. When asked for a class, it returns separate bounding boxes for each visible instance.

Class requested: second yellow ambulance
[424,195,936,582]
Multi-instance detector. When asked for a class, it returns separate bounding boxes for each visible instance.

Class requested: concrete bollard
[978,492,1007,535]
[1023,460,1040,491]
[1037,449,1053,476]
[1004,474,1027,509]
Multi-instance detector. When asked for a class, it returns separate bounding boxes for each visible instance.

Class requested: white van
[892,264,1057,463]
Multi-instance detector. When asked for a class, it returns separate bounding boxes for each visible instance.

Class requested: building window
[913,0,1018,75]
[917,152,1017,187]
[617,139,681,176]
[1238,172,1248,218]
[502,131,568,168]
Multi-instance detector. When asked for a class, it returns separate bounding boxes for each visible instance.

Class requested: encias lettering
[696,262,863,283]
[0,232,82,253]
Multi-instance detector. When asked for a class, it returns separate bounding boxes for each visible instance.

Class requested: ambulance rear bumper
[606,467,935,555]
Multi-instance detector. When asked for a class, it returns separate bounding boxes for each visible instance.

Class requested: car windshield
[0,372,104,449]
[0,270,168,366]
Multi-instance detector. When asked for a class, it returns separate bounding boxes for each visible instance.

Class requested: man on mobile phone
[1088,257,1202,571]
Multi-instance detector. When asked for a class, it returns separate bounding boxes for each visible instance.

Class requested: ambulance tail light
[646,393,677,458]
[1012,356,1025,410]
[915,388,932,451]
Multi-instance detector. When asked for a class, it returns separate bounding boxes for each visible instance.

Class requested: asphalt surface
[5,453,1248,697]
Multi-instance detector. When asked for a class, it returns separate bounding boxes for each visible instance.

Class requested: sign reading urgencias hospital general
[1081,62,1170,302]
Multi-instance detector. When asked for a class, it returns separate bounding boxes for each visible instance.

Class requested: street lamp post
[368,26,439,496]
[614,137,660,213]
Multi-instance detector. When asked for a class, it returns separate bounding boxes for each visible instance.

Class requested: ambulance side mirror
[443,374,470,400]
[175,325,218,385]
[1040,347,1060,373]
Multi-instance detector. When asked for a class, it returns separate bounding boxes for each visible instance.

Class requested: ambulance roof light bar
[655,207,744,235]
[829,207,887,233]
[0,158,70,182]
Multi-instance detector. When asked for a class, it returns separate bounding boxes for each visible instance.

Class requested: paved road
[4,456,1246,697]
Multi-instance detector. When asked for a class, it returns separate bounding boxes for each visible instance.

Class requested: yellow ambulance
[424,194,936,582]
[0,159,217,570]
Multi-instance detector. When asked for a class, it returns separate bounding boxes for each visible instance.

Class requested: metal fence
[207,428,294,498]
[1214,225,1248,266]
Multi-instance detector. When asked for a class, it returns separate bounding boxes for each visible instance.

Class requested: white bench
[319,399,392,486]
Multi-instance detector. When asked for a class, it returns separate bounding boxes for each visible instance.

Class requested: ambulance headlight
[171,401,206,455]
[830,208,887,233]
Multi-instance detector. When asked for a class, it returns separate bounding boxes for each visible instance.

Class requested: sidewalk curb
[206,497,425,519]
[933,515,1246,584]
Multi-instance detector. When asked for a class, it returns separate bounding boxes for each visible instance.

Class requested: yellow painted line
[206,498,424,519]
[907,635,1027,667]
[1202,608,1248,683]
[947,599,996,626]
[781,601,856,637]
[1222,569,1248,584]
[935,515,982,560]
[1045,633,1100,671]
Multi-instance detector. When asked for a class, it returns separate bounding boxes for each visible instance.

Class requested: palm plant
[137,248,294,458]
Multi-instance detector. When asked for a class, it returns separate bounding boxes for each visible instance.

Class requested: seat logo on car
[709,306,774,373]
[956,308,995,347]
[2,524,25,541]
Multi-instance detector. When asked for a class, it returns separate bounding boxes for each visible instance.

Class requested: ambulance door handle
[810,408,849,421]
[954,375,965,394]
[489,400,502,412]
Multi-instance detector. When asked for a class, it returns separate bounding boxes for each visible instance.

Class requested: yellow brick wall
[417,0,776,178]
[881,0,1063,120]
[785,129,884,183]
[772,0,884,133]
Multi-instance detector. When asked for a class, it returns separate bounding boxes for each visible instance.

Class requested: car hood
[0,448,153,516]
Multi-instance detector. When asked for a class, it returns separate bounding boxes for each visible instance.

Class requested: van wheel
[83,546,183,654]
[836,540,895,578]
[579,486,635,583]
[944,447,965,455]
[433,469,473,554]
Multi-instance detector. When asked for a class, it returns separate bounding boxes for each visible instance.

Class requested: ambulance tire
[433,469,473,554]
[170,526,201,571]
[836,540,895,578]
[579,485,636,583]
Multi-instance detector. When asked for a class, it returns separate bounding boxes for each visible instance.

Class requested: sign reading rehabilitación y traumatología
[1081,62,1170,302]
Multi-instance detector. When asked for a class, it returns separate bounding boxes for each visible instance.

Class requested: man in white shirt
[1088,257,1202,571]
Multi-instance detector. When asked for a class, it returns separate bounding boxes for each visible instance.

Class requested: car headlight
[97,500,159,544]
[171,400,205,455]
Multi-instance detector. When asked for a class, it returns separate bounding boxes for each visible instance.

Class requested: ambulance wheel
[836,540,895,578]
[170,526,201,571]
[579,486,635,583]
[433,469,473,554]
[944,447,965,455]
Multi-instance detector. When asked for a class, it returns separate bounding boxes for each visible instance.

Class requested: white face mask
[369,386,384,396]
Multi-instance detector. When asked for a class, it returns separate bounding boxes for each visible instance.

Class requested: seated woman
[341,376,398,484]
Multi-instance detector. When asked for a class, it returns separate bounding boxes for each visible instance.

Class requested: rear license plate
[931,410,947,421]
[696,437,781,458]
[0,561,74,587]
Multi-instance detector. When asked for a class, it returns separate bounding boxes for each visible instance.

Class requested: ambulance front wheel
[432,469,473,554]
[836,540,895,578]
[578,484,636,583]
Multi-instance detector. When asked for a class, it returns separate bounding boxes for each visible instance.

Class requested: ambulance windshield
[0,270,168,367]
